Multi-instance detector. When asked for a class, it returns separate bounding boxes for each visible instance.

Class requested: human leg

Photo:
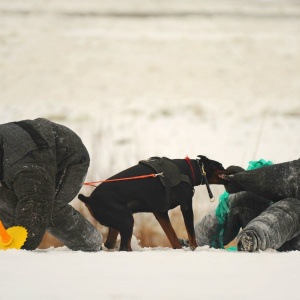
[48,202,102,251]
[223,192,271,244]
[49,150,102,251]
[238,198,300,251]
[195,191,271,248]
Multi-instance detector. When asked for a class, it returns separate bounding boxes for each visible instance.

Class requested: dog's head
[197,155,227,184]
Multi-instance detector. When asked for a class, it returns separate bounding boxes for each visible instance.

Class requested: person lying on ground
[195,159,300,252]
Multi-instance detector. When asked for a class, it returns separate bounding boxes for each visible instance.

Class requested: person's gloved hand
[225,165,245,174]
[223,165,245,194]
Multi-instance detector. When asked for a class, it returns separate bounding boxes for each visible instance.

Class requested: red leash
[84,156,195,187]
[84,172,163,187]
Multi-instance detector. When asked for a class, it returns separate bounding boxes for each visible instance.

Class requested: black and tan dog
[79,155,227,251]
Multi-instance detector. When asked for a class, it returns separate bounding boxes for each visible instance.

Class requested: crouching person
[0,118,102,251]
[195,159,300,252]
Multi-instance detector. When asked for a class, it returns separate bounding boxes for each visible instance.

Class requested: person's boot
[237,230,258,252]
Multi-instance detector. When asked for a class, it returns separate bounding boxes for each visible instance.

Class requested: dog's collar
[184,156,195,185]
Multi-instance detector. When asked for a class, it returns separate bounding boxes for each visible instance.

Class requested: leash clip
[201,164,206,176]
[196,156,215,202]
[154,172,164,177]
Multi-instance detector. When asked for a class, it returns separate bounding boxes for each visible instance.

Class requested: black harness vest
[139,157,193,211]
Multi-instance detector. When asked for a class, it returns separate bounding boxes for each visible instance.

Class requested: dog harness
[139,157,193,211]
[140,157,192,187]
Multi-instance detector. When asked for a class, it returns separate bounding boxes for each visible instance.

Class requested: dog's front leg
[181,206,197,250]
[153,212,182,249]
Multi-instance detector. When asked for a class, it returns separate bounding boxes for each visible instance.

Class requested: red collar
[185,156,195,184]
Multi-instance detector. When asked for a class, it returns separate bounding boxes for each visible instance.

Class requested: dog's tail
[78,194,90,204]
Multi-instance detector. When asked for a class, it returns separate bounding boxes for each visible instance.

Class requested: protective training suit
[195,159,300,251]
[0,118,102,250]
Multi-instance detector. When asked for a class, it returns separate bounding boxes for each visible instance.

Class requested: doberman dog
[79,155,227,251]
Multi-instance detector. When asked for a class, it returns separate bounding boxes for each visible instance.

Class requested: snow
[2,247,300,300]
[1,0,300,299]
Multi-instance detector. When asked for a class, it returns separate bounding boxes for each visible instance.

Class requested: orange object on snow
[0,220,28,250]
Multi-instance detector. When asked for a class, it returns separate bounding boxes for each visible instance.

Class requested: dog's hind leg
[94,193,134,251]
[104,228,119,249]
[153,212,182,249]
[119,213,134,251]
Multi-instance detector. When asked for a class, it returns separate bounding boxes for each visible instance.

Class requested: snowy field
[1,0,300,299]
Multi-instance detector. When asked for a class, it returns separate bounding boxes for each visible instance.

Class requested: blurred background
[1,0,300,248]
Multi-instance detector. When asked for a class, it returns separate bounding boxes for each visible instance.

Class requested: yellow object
[0,220,28,250]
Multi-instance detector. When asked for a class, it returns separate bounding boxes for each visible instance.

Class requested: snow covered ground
[2,246,300,300]
[1,0,300,299]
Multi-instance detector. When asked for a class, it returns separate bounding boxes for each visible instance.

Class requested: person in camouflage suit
[0,118,102,250]
[195,160,300,252]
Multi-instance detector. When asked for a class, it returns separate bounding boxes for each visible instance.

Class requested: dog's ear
[197,155,208,161]
[197,155,210,167]
[197,155,224,169]
[197,155,225,181]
